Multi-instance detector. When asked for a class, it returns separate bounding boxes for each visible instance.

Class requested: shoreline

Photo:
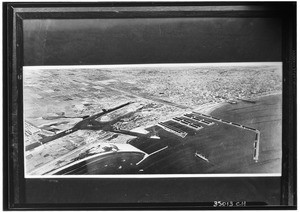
[26,91,282,175]
[192,91,282,115]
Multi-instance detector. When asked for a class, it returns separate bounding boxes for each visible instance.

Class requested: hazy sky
[23,18,282,65]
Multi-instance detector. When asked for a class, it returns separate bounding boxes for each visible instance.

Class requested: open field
[23,63,282,175]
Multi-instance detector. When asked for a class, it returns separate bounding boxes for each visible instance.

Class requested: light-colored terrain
[23,63,282,175]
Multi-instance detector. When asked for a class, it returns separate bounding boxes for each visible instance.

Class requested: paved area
[23,63,282,175]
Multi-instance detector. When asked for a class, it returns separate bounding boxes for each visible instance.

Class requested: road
[36,93,281,175]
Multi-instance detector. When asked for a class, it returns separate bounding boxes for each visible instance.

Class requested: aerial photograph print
[23,18,282,177]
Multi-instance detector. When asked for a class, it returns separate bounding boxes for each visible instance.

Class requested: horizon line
[23,62,282,70]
